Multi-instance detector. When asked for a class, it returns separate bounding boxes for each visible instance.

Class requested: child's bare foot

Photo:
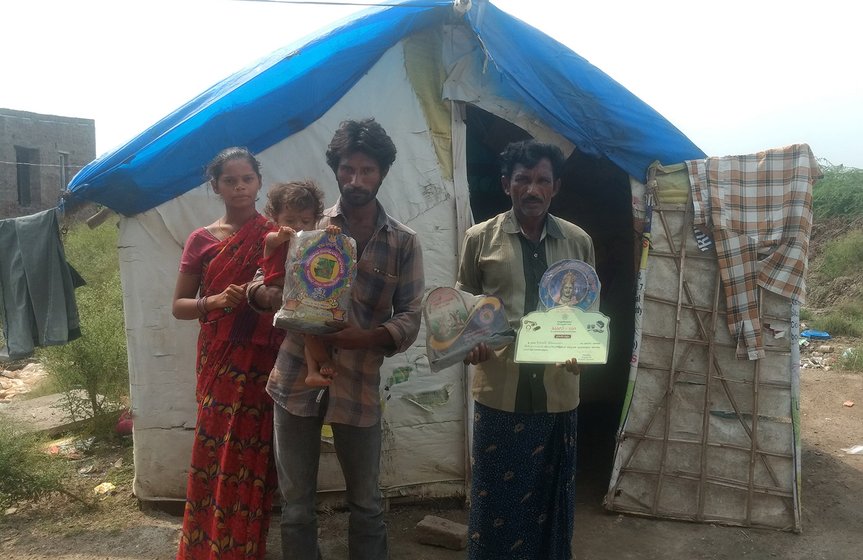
[320,362,337,379]
[305,369,331,387]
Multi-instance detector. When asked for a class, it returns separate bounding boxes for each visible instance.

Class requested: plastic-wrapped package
[423,287,515,372]
[274,229,357,334]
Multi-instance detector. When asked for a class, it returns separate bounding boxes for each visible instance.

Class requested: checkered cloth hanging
[686,144,820,360]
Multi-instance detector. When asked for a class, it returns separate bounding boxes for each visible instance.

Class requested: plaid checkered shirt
[686,144,820,359]
[257,199,424,427]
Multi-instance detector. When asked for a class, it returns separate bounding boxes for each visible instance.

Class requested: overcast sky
[2,0,860,167]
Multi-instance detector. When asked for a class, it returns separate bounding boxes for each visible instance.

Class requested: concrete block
[415,514,468,550]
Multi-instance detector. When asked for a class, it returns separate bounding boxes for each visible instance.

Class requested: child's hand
[276,226,296,242]
[325,224,341,235]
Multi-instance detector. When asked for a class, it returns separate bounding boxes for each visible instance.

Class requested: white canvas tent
[66,0,809,531]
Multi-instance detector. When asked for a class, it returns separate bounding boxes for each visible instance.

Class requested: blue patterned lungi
[468,401,578,559]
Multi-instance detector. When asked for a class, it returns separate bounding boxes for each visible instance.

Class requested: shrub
[37,222,128,437]
[812,164,863,221]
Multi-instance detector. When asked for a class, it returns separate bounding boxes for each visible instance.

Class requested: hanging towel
[686,144,820,360]
[0,208,81,360]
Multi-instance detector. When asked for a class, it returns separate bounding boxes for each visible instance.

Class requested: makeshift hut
[65,0,815,532]
[604,152,817,533]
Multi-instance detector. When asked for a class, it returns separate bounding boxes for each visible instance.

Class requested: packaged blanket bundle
[274,229,357,335]
[423,287,515,372]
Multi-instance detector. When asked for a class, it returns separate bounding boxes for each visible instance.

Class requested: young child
[261,180,339,387]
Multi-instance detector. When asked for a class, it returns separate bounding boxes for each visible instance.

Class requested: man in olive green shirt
[456,140,594,560]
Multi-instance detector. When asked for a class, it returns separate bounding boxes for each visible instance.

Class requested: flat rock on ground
[0,392,81,434]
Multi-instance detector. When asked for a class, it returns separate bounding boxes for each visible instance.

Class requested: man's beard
[340,184,379,207]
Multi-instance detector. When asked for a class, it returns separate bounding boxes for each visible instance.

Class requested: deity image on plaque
[538,259,600,311]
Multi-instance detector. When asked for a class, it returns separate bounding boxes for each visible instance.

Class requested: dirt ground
[1,360,861,560]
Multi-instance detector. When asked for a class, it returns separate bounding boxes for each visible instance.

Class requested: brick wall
[0,108,96,219]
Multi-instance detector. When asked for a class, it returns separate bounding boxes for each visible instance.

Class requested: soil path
[1,369,861,560]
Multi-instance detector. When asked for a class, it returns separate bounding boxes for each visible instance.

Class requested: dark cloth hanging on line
[0,208,81,360]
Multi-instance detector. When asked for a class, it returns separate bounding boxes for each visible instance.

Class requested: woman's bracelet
[247,283,271,312]
[196,296,208,316]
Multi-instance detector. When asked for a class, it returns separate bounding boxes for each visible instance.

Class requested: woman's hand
[213,283,246,311]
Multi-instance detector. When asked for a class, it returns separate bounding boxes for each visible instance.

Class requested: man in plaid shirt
[248,118,424,560]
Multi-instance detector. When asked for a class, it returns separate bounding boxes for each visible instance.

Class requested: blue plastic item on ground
[801,329,831,339]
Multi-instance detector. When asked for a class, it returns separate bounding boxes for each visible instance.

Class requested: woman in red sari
[172,147,284,560]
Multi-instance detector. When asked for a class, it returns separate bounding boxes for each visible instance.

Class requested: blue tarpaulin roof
[66,0,705,216]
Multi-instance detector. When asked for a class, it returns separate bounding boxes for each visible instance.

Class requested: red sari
[177,214,283,560]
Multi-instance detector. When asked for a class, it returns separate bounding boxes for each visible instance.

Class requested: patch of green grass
[816,229,863,279]
[800,307,815,322]
[809,302,863,338]
[813,165,863,220]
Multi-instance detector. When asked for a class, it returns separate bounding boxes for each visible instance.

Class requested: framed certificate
[515,305,610,364]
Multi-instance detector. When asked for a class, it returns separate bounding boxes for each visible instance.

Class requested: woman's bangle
[248,283,272,312]
[196,296,208,316]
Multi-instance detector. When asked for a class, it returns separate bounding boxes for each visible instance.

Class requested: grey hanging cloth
[0,208,81,360]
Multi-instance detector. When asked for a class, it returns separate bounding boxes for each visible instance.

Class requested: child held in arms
[261,180,341,387]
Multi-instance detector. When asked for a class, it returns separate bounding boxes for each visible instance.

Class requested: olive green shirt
[455,210,596,413]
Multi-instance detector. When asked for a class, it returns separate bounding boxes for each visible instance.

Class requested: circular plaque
[538,259,600,310]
